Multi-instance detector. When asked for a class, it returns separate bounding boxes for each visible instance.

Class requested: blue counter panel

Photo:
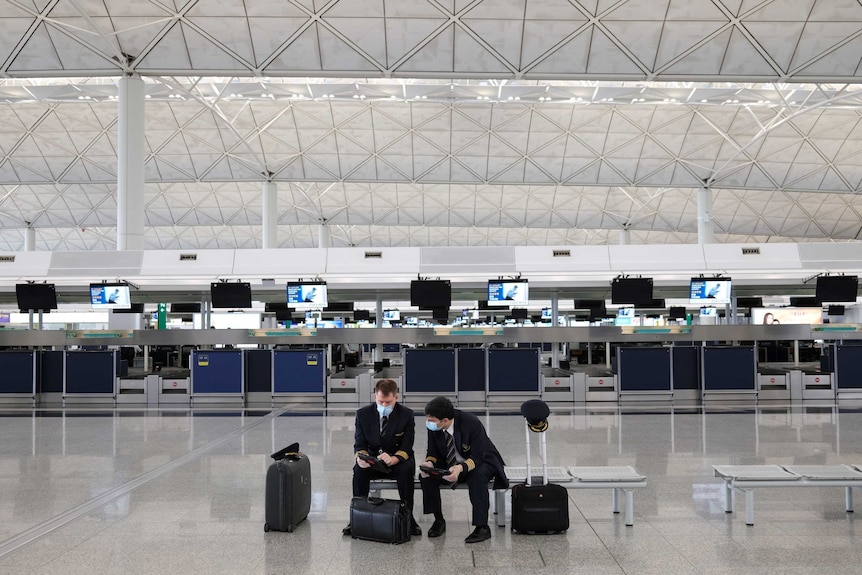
[672,346,700,390]
[405,349,456,394]
[488,348,539,393]
[0,351,37,394]
[273,350,325,394]
[245,350,272,393]
[457,348,486,392]
[836,345,862,389]
[618,347,671,392]
[192,350,243,395]
[40,351,64,393]
[702,347,755,391]
[65,351,115,394]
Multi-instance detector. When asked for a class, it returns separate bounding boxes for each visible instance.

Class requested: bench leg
[744,489,754,526]
[612,488,620,514]
[494,490,505,527]
[846,486,854,512]
[724,481,733,513]
[624,489,635,526]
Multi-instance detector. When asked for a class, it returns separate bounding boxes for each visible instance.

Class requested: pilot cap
[520,399,550,433]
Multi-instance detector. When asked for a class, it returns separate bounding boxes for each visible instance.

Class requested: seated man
[419,396,508,543]
[343,379,421,537]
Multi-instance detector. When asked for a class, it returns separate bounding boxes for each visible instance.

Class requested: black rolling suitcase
[511,400,569,534]
[349,497,411,544]
[264,443,311,532]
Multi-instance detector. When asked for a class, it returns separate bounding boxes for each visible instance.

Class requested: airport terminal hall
[6,1,862,574]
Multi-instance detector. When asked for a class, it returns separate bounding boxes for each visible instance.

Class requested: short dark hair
[424,396,455,420]
[374,379,399,396]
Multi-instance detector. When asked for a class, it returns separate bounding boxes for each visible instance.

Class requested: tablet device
[420,466,452,477]
[357,453,380,464]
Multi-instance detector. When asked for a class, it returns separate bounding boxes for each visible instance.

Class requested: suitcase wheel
[264,523,270,532]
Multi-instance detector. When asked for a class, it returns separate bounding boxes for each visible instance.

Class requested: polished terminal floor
[2,403,862,575]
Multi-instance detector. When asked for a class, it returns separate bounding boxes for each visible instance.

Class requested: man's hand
[419,461,433,478]
[443,464,461,483]
[378,452,397,467]
[356,456,371,469]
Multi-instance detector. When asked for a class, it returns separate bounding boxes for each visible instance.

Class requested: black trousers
[352,459,415,512]
[419,462,496,526]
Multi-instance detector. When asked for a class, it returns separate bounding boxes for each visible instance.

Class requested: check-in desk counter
[487,347,540,405]
[117,374,147,404]
[834,344,862,400]
[541,366,574,402]
[190,349,244,405]
[616,347,671,401]
[328,366,374,405]
[701,346,756,402]
[456,348,486,406]
[757,368,790,401]
[64,350,118,406]
[272,349,326,405]
[802,369,834,400]
[0,351,38,406]
[579,367,617,402]
[404,349,452,407]
[160,372,190,404]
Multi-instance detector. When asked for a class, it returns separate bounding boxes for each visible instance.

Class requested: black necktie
[381,415,388,437]
[445,432,456,467]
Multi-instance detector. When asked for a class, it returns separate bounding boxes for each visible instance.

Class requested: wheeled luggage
[511,400,569,534]
[349,496,411,544]
[264,443,311,532]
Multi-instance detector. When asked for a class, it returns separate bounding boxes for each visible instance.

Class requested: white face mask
[377,403,393,417]
[426,420,441,432]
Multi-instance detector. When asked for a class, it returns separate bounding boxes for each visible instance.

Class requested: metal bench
[713,464,862,525]
[369,464,647,528]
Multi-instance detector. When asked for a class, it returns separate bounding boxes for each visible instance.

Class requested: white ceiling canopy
[0,0,861,250]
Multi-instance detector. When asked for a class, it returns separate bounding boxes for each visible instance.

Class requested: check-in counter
[117,375,147,404]
[802,370,834,400]
[160,375,190,404]
[583,368,618,402]
[617,347,671,401]
[404,349,447,407]
[541,367,574,402]
[757,369,790,401]
[487,347,540,405]
[272,349,326,405]
[328,366,374,405]
[64,350,117,406]
[191,349,244,405]
[835,344,862,400]
[0,351,38,406]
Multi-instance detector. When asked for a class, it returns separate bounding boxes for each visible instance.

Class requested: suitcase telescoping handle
[520,399,551,487]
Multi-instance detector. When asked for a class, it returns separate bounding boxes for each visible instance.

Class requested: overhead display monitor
[574,299,605,309]
[15,283,58,312]
[353,309,370,321]
[753,307,823,325]
[410,280,451,309]
[287,281,328,309]
[699,307,717,317]
[668,306,687,320]
[816,275,858,303]
[89,283,132,309]
[511,308,528,320]
[689,278,732,305]
[383,309,400,321]
[210,282,252,309]
[541,307,552,319]
[611,277,653,306]
[487,279,529,306]
[735,297,763,308]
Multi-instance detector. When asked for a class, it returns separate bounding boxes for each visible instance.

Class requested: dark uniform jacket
[354,402,415,463]
[425,409,508,489]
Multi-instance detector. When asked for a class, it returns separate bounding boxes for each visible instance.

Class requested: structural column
[619,225,630,245]
[697,187,713,244]
[318,223,330,248]
[262,181,277,249]
[24,225,35,251]
[117,76,146,251]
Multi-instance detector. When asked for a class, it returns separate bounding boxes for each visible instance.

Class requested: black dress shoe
[342,524,352,536]
[464,525,491,544]
[410,520,422,536]
[427,519,446,537]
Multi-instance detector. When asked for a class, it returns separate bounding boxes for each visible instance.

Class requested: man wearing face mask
[343,379,421,537]
[419,396,508,543]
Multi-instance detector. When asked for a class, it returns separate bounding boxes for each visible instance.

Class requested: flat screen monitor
[210,282,252,309]
[265,302,291,312]
[511,307,528,320]
[487,279,529,306]
[611,277,653,306]
[431,307,449,320]
[171,302,201,313]
[790,296,818,307]
[113,302,144,314]
[383,309,400,321]
[668,306,687,320]
[462,309,479,320]
[816,275,858,303]
[89,283,132,309]
[15,283,57,311]
[406,316,418,325]
[699,307,717,317]
[574,299,605,309]
[588,308,606,321]
[410,280,451,309]
[353,309,370,321]
[736,297,762,308]
[324,301,353,312]
[275,309,293,322]
[287,281,328,309]
[828,305,846,316]
[689,278,731,305]
[541,307,552,319]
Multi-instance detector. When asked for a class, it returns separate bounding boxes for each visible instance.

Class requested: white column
[619,226,630,245]
[697,187,713,244]
[262,181,277,249]
[117,76,146,251]
[551,292,559,367]
[318,223,330,248]
[24,225,35,251]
